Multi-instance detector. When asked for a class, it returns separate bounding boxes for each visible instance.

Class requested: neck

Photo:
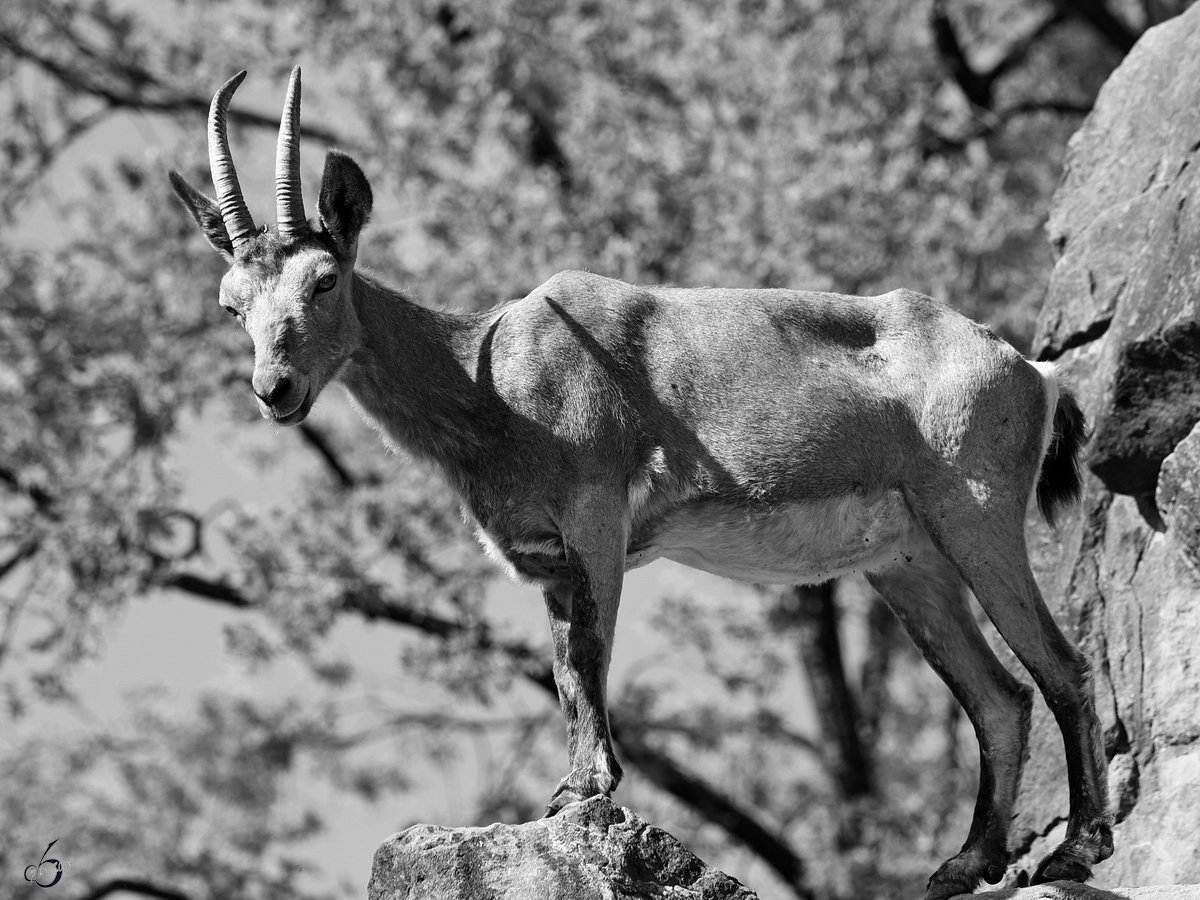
[338,272,490,471]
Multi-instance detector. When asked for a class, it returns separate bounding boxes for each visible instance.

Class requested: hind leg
[919,498,1112,884]
[868,549,1033,900]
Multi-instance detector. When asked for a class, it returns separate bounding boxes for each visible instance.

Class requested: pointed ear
[169,170,234,261]
[317,151,373,263]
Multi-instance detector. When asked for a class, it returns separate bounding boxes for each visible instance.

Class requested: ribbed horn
[275,66,307,238]
[207,70,257,249]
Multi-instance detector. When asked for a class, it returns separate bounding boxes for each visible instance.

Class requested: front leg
[542,492,628,816]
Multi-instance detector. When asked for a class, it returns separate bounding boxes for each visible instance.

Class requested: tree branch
[775,584,872,800]
[0,538,39,581]
[0,28,348,146]
[858,597,896,750]
[1052,0,1139,53]
[930,0,994,109]
[297,423,358,490]
[999,98,1094,118]
[931,1,1074,113]
[161,570,547,673]
[985,8,1069,83]
[73,878,191,900]
[0,466,58,518]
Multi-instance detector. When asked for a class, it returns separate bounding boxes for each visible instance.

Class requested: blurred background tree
[0,1,1190,898]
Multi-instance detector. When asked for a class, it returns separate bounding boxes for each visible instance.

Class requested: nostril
[255,376,293,406]
[270,376,293,405]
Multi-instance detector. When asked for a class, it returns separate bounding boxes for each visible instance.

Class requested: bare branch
[985,9,1070,83]
[0,538,39,581]
[858,596,896,749]
[627,710,823,757]
[999,98,1094,118]
[0,103,116,216]
[297,423,358,490]
[0,466,57,518]
[72,878,191,900]
[161,570,545,671]
[0,28,348,147]
[774,584,872,800]
[930,0,994,109]
[930,2,1073,113]
[1052,0,1139,53]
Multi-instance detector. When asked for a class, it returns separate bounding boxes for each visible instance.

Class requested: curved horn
[275,66,307,238]
[207,70,257,249]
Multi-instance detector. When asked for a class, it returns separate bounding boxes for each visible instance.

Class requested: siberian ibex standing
[170,69,1113,898]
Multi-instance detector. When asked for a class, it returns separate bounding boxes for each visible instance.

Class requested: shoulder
[531,269,626,299]
[497,270,661,349]
[478,274,650,418]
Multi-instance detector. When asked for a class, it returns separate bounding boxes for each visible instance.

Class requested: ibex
[170,69,1113,898]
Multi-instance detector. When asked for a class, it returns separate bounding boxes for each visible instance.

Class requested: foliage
[0,0,1187,898]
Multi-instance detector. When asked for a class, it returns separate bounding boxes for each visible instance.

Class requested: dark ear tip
[168,169,195,200]
[322,149,373,203]
[324,149,364,174]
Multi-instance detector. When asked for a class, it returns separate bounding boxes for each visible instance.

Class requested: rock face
[1034,3,1200,505]
[1015,2,1200,887]
[976,885,1200,900]
[368,796,758,900]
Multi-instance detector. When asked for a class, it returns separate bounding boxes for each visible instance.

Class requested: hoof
[541,769,609,818]
[925,848,1007,900]
[1030,854,1092,885]
[542,785,588,818]
[1031,821,1113,886]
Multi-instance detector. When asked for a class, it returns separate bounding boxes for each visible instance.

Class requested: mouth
[270,386,314,426]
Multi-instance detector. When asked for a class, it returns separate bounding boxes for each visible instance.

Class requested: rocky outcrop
[1016,2,1200,888]
[1034,3,1200,507]
[977,885,1200,900]
[368,797,757,900]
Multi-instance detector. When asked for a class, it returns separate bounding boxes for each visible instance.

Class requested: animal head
[169,69,373,425]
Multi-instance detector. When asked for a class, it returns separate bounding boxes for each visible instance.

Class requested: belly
[629,490,927,584]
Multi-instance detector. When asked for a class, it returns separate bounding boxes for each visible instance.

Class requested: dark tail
[1037,381,1088,527]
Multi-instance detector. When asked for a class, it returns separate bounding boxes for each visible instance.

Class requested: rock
[1034,3,1200,504]
[1156,421,1200,570]
[974,884,1200,900]
[1018,4,1200,889]
[367,796,758,900]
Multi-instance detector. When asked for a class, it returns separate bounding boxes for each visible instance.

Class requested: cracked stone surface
[973,885,1200,900]
[1034,3,1200,503]
[1015,4,1200,888]
[368,796,758,900]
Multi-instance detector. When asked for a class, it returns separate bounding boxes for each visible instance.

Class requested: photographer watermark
[23,840,67,889]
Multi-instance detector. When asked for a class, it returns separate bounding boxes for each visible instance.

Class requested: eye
[221,304,240,318]
[315,272,338,293]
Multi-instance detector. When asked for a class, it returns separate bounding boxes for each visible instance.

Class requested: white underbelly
[628,490,927,584]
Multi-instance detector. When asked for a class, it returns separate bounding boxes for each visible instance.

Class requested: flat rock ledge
[368,796,756,899]
[973,886,1200,900]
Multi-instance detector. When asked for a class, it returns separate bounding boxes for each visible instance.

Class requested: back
[489,271,1022,503]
